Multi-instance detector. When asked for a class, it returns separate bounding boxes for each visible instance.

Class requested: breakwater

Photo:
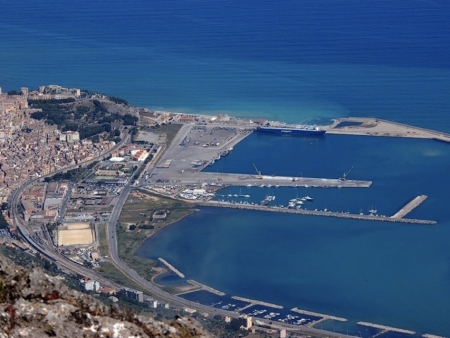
[158,258,185,278]
[391,195,428,219]
[291,307,347,322]
[232,296,283,309]
[198,201,436,225]
[187,279,226,296]
[357,321,415,335]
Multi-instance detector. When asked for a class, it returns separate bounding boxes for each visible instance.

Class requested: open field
[57,222,94,246]
[97,223,109,257]
[138,123,183,147]
[116,189,196,282]
[96,261,148,294]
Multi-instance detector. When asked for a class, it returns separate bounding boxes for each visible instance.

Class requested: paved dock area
[148,122,372,189]
[164,172,371,188]
[198,201,436,225]
[327,117,450,142]
[391,195,428,219]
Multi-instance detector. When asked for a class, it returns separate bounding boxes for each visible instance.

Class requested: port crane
[253,163,263,179]
[340,166,353,181]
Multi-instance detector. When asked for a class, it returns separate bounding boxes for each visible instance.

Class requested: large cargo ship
[256,124,326,136]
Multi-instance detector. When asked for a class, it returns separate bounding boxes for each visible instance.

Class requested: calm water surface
[2,0,450,335]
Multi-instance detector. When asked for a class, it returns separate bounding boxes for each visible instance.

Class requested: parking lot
[149,124,253,183]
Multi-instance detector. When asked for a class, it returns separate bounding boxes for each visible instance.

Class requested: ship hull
[256,126,326,136]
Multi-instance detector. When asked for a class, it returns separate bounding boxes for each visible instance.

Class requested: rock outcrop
[0,255,209,337]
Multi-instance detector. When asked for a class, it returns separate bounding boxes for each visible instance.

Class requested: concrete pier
[357,321,415,335]
[187,279,225,296]
[291,307,347,322]
[327,117,450,143]
[168,171,372,188]
[391,195,428,219]
[422,334,445,338]
[232,296,283,309]
[158,258,185,278]
[198,201,437,225]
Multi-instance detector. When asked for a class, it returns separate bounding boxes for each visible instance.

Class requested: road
[8,128,355,338]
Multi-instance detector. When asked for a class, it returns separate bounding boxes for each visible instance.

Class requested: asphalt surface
[9,128,356,338]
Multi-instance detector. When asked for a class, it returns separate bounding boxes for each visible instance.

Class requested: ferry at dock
[256,124,326,136]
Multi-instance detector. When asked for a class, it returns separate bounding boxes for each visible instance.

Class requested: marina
[391,195,428,219]
[143,116,447,335]
[198,200,436,225]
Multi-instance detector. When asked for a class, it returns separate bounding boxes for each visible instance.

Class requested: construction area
[327,117,450,142]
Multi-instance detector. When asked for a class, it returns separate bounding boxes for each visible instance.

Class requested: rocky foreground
[0,255,209,337]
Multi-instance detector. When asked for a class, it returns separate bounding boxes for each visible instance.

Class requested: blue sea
[2,1,450,335]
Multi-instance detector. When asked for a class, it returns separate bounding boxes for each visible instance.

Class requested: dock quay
[168,172,372,188]
[198,201,437,225]
[158,258,185,278]
[187,279,226,296]
[327,117,450,143]
[291,307,347,322]
[422,334,445,338]
[391,195,428,219]
[232,296,283,309]
[357,321,415,335]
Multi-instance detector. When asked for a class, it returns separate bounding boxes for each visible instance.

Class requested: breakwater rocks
[159,257,185,278]
[231,296,283,309]
[187,280,225,296]
[198,201,436,225]
[0,254,210,338]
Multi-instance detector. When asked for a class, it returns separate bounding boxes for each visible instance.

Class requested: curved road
[9,130,354,338]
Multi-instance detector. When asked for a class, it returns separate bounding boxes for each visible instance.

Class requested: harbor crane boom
[340,166,353,181]
[253,163,263,179]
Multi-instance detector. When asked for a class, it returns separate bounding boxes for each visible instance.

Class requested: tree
[0,213,8,229]
[109,96,128,105]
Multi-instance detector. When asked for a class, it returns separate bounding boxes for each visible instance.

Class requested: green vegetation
[0,213,8,229]
[156,123,182,146]
[29,98,137,140]
[97,223,109,258]
[116,189,195,283]
[0,245,59,275]
[96,262,147,294]
[44,167,88,182]
[109,96,128,105]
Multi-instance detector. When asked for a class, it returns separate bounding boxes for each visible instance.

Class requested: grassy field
[96,261,148,294]
[97,223,109,257]
[157,123,182,146]
[116,189,195,282]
